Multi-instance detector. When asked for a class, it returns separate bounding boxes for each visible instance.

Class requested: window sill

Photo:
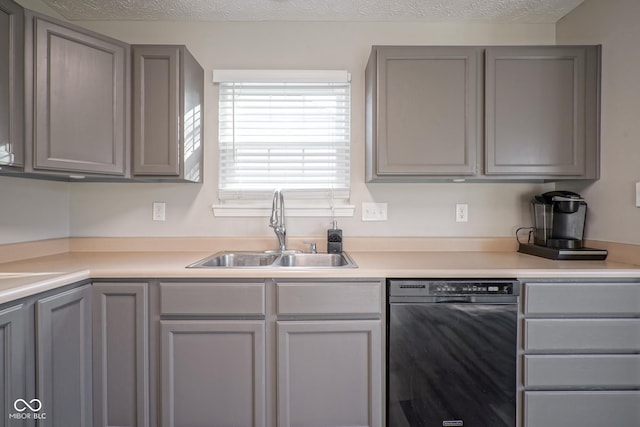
[212,202,355,217]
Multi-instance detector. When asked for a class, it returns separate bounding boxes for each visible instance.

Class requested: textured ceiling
[41,0,584,23]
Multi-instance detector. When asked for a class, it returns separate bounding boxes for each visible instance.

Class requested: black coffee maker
[518,191,607,260]
[532,191,586,249]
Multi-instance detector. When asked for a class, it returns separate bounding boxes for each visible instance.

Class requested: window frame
[213,70,352,205]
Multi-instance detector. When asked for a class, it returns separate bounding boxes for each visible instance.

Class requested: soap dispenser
[327,220,343,254]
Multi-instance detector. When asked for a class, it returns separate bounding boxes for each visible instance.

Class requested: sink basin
[188,252,280,268]
[187,251,357,269]
[274,253,356,268]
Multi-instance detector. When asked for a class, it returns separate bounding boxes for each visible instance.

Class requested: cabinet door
[132,45,203,181]
[160,320,265,427]
[366,46,480,180]
[159,282,265,316]
[524,282,640,316]
[0,304,27,427]
[524,319,640,352]
[132,45,180,177]
[276,281,381,316]
[36,285,92,427]
[30,14,129,175]
[524,391,640,427]
[525,355,640,389]
[485,46,600,178]
[0,0,24,167]
[93,283,149,427]
[277,320,382,427]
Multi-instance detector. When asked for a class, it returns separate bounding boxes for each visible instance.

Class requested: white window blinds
[216,71,351,200]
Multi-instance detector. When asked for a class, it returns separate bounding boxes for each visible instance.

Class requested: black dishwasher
[387,279,519,427]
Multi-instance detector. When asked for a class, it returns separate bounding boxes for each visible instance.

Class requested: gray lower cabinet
[132,45,204,182]
[160,320,266,427]
[485,46,600,178]
[35,284,93,427]
[365,46,481,181]
[93,283,149,427]
[521,280,640,427]
[0,303,27,427]
[24,11,130,177]
[524,391,640,427]
[275,280,383,427]
[0,0,24,169]
[158,281,267,427]
[276,320,382,427]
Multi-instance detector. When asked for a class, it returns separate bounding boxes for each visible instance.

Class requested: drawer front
[276,282,382,315]
[160,283,265,316]
[524,391,640,427]
[524,319,640,352]
[525,355,640,388]
[524,282,640,315]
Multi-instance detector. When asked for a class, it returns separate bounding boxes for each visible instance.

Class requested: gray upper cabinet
[24,11,130,177]
[365,44,601,182]
[366,46,481,181]
[485,46,600,179]
[132,45,203,182]
[0,0,24,169]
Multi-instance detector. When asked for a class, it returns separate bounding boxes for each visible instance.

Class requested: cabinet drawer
[276,282,381,315]
[160,283,265,316]
[525,355,640,388]
[524,319,640,352]
[524,282,640,315]
[524,391,640,427]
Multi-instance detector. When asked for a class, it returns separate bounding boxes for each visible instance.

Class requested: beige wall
[65,20,554,239]
[2,3,559,243]
[0,176,70,243]
[557,0,640,245]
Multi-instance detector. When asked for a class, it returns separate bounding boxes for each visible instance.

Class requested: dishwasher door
[387,300,518,427]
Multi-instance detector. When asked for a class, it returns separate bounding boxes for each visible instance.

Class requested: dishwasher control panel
[430,281,514,295]
[389,279,519,297]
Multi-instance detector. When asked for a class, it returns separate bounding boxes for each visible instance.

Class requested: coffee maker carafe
[519,190,607,260]
[532,191,586,249]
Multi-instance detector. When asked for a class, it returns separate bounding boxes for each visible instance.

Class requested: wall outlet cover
[455,203,468,222]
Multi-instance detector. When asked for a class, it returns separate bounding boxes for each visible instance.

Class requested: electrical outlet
[362,202,388,221]
[152,202,166,221]
[456,203,468,223]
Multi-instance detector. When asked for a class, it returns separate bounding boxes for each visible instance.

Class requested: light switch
[636,182,640,207]
[362,202,388,221]
[153,202,166,221]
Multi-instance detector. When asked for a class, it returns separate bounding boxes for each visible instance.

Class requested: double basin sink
[187,251,357,269]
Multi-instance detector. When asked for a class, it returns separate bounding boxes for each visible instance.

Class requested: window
[214,70,351,201]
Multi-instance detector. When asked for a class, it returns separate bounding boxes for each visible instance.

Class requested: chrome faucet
[269,189,287,252]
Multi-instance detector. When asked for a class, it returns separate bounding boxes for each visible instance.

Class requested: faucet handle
[303,241,318,254]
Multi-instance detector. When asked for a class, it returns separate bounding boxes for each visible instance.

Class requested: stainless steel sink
[187,251,357,269]
[187,252,280,268]
[274,252,356,268]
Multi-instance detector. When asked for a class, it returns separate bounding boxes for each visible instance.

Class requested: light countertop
[1,249,639,305]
